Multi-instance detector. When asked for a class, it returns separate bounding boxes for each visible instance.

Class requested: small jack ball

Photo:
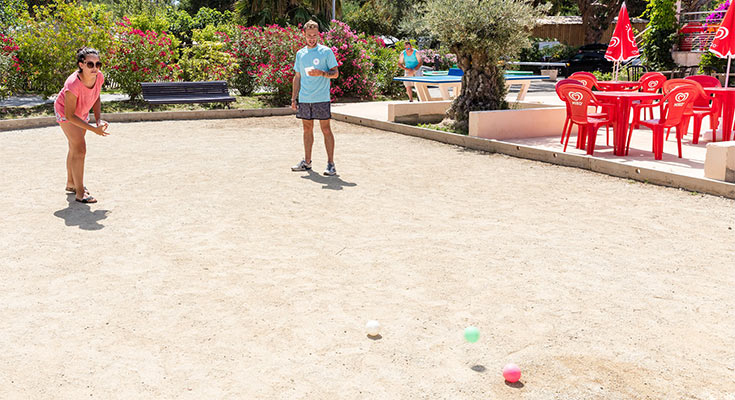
[464,326,480,343]
[366,320,380,337]
[502,363,521,383]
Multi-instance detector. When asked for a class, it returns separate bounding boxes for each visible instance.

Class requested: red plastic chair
[558,84,611,154]
[684,75,721,143]
[569,72,598,90]
[626,85,701,160]
[659,79,720,144]
[635,72,666,120]
[555,79,611,147]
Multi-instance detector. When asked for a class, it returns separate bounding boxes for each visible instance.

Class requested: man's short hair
[303,20,319,31]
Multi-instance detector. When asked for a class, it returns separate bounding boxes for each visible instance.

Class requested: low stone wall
[387,101,452,124]
[469,107,566,140]
[0,108,294,132]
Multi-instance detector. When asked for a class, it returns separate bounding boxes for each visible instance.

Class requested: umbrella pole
[613,62,617,81]
[727,56,732,87]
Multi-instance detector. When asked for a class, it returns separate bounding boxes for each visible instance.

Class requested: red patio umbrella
[709,1,735,86]
[604,2,640,80]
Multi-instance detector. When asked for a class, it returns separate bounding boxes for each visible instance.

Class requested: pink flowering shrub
[421,48,458,70]
[323,20,377,100]
[230,21,382,104]
[106,17,182,99]
[0,33,22,99]
[230,24,305,101]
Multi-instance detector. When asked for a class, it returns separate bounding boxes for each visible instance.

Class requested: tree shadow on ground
[300,169,357,190]
[53,194,110,231]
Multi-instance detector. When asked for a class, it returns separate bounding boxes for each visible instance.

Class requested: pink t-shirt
[54,71,104,123]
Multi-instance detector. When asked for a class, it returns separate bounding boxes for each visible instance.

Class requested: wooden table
[704,87,735,141]
[592,91,663,156]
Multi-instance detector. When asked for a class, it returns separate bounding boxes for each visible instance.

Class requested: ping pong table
[393,74,550,101]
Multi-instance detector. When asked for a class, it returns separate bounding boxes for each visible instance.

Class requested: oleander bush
[106,17,182,99]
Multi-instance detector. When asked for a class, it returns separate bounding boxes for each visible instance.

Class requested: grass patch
[417,123,466,135]
[0,94,269,120]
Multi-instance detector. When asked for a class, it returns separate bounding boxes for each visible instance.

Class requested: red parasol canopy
[710,2,735,58]
[604,3,640,62]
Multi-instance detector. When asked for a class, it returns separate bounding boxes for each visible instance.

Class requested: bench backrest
[141,81,230,97]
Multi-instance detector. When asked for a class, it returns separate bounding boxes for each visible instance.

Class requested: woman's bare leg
[66,150,74,189]
[59,122,88,200]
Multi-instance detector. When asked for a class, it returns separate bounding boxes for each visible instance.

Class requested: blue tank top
[403,49,419,69]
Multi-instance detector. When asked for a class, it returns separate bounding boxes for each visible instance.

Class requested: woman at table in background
[398,41,423,102]
[54,47,110,204]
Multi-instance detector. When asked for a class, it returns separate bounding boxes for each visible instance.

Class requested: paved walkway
[0,93,130,108]
[334,82,718,181]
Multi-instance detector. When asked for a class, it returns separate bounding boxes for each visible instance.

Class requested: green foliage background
[640,0,677,70]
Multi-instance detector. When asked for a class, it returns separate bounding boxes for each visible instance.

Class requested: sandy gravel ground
[1,116,734,399]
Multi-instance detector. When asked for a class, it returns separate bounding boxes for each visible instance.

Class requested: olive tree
[417,0,546,131]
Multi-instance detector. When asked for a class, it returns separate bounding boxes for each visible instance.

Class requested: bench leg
[415,83,432,102]
[516,82,531,101]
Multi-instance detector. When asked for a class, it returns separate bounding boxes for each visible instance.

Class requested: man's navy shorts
[296,101,331,120]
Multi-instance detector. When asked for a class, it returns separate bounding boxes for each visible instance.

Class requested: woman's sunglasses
[84,61,102,69]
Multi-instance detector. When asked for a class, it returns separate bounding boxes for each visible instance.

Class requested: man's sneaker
[291,159,312,171]
[323,162,336,176]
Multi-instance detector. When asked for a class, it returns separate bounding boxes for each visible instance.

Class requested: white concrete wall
[469,107,567,140]
[704,142,735,183]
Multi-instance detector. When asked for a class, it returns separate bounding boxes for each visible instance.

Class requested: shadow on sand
[53,194,110,231]
[300,169,357,190]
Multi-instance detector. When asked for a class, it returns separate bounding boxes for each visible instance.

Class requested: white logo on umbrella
[715,27,729,41]
[568,92,584,102]
[609,37,620,48]
[626,26,635,43]
[675,92,689,103]
[648,80,659,88]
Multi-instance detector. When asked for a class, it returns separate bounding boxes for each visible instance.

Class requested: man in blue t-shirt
[290,20,340,176]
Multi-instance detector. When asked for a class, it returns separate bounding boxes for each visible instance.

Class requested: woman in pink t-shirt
[54,47,110,203]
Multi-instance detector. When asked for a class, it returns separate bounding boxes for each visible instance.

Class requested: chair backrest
[558,84,597,124]
[685,75,720,106]
[448,68,464,76]
[685,74,721,88]
[638,72,666,93]
[554,79,583,101]
[627,65,649,81]
[662,78,711,108]
[661,85,701,127]
[569,72,597,90]
[662,78,695,94]
[639,71,662,81]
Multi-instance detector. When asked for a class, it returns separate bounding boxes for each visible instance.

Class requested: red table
[593,91,662,156]
[703,87,735,142]
[596,81,641,91]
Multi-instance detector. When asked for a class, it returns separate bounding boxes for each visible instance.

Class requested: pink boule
[502,363,521,383]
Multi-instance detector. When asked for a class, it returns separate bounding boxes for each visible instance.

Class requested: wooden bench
[140,81,235,107]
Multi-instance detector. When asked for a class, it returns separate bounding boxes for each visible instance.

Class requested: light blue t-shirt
[293,44,339,103]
